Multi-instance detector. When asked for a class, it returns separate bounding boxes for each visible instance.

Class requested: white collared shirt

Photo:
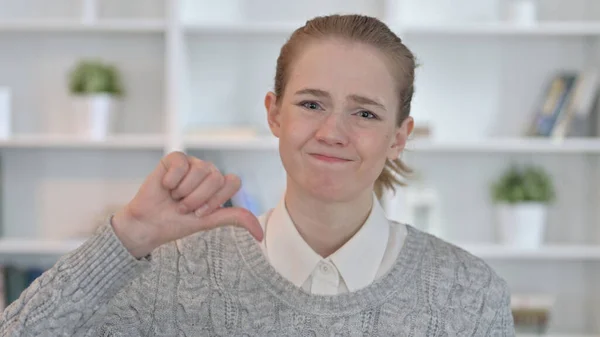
[258,193,407,295]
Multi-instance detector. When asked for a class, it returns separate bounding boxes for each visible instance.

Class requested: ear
[265,91,282,138]
[387,116,414,160]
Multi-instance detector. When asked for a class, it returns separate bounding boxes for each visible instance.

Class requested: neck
[284,178,374,258]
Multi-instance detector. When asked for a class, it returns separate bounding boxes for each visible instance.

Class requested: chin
[304,180,361,203]
[283,157,369,202]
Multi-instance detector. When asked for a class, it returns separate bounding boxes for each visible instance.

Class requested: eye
[300,101,322,110]
[357,110,378,120]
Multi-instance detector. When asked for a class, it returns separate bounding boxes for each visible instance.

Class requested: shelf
[396,21,600,36]
[0,134,165,150]
[185,132,279,150]
[0,238,85,256]
[0,19,166,33]
[181,136,600,153]
[2,135,597,153]
[405,138,600,153]
[457,243,600,260]
[183,21,301,35]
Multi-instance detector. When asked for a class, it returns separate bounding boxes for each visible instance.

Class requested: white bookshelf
[183,21,300,35]
[3,134,600,153]
[0,134,165,149]
[0,237,86,267]
[185,133,279,150]
[407,137,600,153]
[397,22,600,36]
[459,243,600,260]
[0,0,600,333]
[0,238,85,255]
[0,19,166,33]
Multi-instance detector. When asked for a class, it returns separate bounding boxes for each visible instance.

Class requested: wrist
[111,207,155,259]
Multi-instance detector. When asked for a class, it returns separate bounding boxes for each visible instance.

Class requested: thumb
[199,207,264,241]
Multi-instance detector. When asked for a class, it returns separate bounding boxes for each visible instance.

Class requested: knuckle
[206,162,218,173]
[208,170,225,187]
[190,156,205,167]
[192,160,213,177]
[189,163,205,177]
[199,164,213,177]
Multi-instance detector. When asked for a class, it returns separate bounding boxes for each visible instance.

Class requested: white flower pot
[495,202,547,248]
[71,94,117,140]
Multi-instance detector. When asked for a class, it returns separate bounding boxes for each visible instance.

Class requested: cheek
[281,110,316,146]
[354,129,394,160]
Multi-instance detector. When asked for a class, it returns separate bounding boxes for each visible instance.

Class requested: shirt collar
[264,196,322,288]
[263,192,390,292]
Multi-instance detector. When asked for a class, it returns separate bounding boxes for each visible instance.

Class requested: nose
[315,112,349,146]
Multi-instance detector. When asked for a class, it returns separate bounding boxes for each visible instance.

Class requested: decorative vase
[71,94,117,140]
[495,202,547,248]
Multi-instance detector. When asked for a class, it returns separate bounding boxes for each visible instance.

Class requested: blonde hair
[273,14,416,199]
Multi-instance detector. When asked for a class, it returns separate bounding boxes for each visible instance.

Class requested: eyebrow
[295,88,330,99]
[295,88,386,111]
[348,94,386,110]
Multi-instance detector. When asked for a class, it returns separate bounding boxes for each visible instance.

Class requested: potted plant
[491,164,555,248]
[68,60,124,140]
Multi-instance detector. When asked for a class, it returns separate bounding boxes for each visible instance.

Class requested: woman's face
[266,39,413,202]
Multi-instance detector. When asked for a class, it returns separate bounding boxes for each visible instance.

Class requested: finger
[201,207,263,241]
[170,158,212,200]
[178,170,225,213]
[160,151,191,190]
[194,173,241,217]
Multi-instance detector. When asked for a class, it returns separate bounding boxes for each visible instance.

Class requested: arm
[0,219,153,337]
[0,151,262,336]
[485,278,516,337]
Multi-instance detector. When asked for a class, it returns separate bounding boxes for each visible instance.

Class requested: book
[551,68,600,139]
[527,72,578,137]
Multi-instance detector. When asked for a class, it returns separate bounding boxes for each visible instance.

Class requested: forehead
[286,39,398,104]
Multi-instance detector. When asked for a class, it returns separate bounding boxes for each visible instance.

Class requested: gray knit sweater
[0,219,515,336]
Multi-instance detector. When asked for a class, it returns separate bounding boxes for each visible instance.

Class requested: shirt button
[319,262,331,274]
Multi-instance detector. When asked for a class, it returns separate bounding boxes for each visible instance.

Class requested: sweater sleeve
[486,278,516,337]
[0,218,154,337]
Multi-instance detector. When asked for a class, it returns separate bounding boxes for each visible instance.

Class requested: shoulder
[409,224,507,286]
[406,224,511,314]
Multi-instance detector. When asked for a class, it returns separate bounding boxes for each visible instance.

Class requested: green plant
[491,165,555,204]
[68,60,124,96]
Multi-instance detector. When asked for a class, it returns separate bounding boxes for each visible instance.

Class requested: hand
[111,151,264,258]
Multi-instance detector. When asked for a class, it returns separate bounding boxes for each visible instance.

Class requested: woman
[0,14,514,336]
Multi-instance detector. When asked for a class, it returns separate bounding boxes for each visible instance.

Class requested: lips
[310,153,352,163]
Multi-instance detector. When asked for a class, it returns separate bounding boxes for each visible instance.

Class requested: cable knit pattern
[0,220,515,336]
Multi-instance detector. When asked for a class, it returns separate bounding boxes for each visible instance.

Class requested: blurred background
[0,0,600,335]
